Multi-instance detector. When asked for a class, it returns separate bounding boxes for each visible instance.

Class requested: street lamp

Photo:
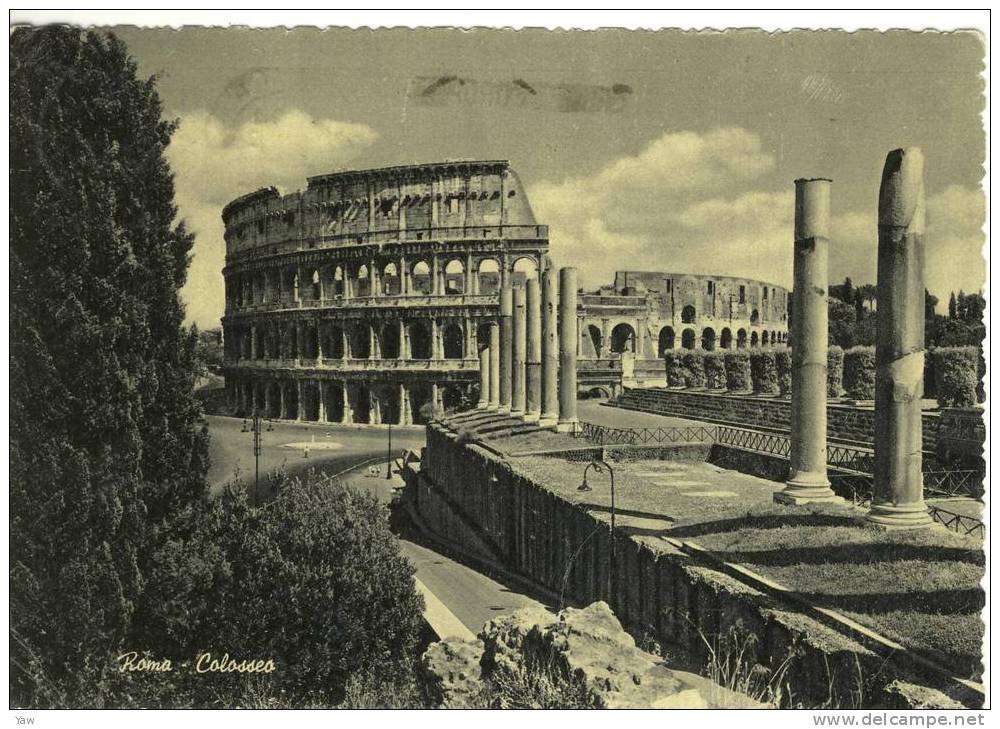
[386,419,393,480]
[578,458,616,601]
[241,409,273,491]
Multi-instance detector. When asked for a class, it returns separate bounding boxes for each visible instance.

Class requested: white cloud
[531,128,986,306]
[167,110,377,327]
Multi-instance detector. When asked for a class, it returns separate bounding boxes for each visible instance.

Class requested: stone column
[430,256,439,295]
[369,325,377,360]
[478,345,490,408]
[868,148,933,529]
[369,391,381,425]
[296,380,305,421]
[525,278,542,422]
[264,382,273,416]
[540,264,559,426]
[398,383,409,425]
[488,321,500,409]
[250,326,258,360]
[557,268,579,432]
[511,285,527,416]
[776,178,837,504]
[341,382,353,424]
[398,321,406,360]
[498,285,513,412]
[401,256,409,295]
[278,382,286,420]
[317,380,327,422]
[430,319,441,359]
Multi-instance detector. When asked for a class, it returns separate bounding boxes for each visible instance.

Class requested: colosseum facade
[221,160,548,425]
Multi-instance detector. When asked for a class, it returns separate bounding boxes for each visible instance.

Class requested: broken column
[478,344,490,408]
[488,321,500,409]
[525,277,542,422]
[511,284,527,416]
[540,263,559,427]
[498,284,513,412]
[868,148,933,528]
[775,178,838,505]
[557,267,578,432]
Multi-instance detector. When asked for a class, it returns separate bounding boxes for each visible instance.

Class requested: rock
[420,638,485,708]
[881,680,968,710]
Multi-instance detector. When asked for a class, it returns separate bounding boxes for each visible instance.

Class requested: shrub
[724,351,752,393]
[774,348,792,397]
[827,346,844,398]
[749,350,779,395]
[704,352,727,389]
[682,352,706,388]
[931,347,979,408]
[843,347,876,400]
[663,351,687,387]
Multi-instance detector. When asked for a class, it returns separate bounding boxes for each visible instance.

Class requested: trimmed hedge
[724,351,752,393]
[749,350,779,395]
[827,346,844,398]
[663,351,687,387]
[931,346,979,408]
[683,352,706,388]
[843,347,876,400]
[775,348,792,397]
[704,352,727,390]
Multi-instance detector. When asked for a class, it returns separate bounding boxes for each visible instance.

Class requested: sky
[107,27,986,329]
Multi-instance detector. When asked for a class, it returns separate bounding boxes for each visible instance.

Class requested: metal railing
[928,505,985,538]
[576,421,717,446]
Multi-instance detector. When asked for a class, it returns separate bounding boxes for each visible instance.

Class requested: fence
[576,421,717,446]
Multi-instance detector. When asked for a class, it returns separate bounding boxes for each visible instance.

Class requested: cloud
[531,128,986,307]
[167,110,377,327]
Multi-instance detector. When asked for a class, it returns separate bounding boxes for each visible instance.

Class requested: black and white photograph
[7,10,990,719]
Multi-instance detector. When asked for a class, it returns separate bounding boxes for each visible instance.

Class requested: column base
[476,401,489,409]
[538,416,558,428]
[555,419,579,434]
[773,474,840,505]
[497,406,511,414]
[523,411,540,423]
[510,408,525,417]
[866,502,935,530]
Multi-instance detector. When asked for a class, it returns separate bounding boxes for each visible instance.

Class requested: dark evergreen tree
[10,26,209,706]
[948,291,958,319]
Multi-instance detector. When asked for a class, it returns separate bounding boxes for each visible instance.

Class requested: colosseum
[220,160,790,423]
[221,160,549,425]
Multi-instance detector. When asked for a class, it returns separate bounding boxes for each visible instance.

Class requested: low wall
[410,424,979,708]
[614,388,941,452]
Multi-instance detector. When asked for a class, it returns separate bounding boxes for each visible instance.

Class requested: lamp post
[386,419,393,480]
[241,409,273,491]
[577,458,616,601]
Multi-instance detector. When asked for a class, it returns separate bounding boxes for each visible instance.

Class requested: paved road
[578,398,712,430]
[204,414,545,635]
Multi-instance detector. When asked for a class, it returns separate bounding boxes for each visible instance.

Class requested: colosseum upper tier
[221,160,548,425]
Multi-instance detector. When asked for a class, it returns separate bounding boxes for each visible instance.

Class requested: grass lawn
[507,454,985,682]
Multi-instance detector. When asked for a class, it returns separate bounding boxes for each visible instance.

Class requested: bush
[663,351,687,387]
[931,347,979,408]
[843,347,876,400]
[827,346,844,398]
[682,352,705,388]
[749,350,779,395]
[724,351,752,393]
[704,352,727,389]
[775,348,792,397]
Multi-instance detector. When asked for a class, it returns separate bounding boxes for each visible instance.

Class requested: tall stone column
[511,285,527,416]
[525,278,542,422]
[431,256,439,295]
[478,345,490,408]
[317,381,327,423]
[278,383,286,420]
[341,382,353,424]
[498,285,513,412]
[488,321,500,409]
[400,256,409,295]
[399,383,410,425]
[296,380,305,421]
[868,148,933,529]
[775,178,837,504]
[540,264,559,426]
[557,268,579,432]
[398,321,406,360]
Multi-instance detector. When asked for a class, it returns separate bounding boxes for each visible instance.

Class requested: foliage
[724,351,752,393]
[827,346,844,398]
[749,350,779,395]
[10,26,209,707]
[663,351,687,387]
[931,347,980,408]
[682,352,706,388]
[843,347,876,400]
[774,348,792,397]
[703,352,727,390]
[192,325,224,372]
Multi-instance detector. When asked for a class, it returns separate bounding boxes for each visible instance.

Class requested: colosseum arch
[332,266,345,296]
[681,305,697,324]
[350,384,370,423]
[301,382,321,421]
[324,382,344,423]
[349,323,370,359]
[411,260,432,294]
[283,383,299,420]
[750,331,759,347]
[478,258,501,294]
[750,309,760,325]
[658,326,675,354]
[380,322,400,359]
[325,324,344,359]
[409,383,434,424]
[382,262,401,296]
[701,327,716,351]
[309,269,321,301]
[356,265,371,297]
[442,385,465,412]
[408,321,432,360]
[770,331,777,346]
[476,321,493,350]
[720,327,733,349]
[587,324,604,357]
[302,323,319,359]
[681,328,696,350]
[442,322,464,359]
[444,259,465,295]
[266,382,282,419]
[610,323,636,354]
[372,384,400,425]
[737,328,748,348]
[512,256,538,285]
